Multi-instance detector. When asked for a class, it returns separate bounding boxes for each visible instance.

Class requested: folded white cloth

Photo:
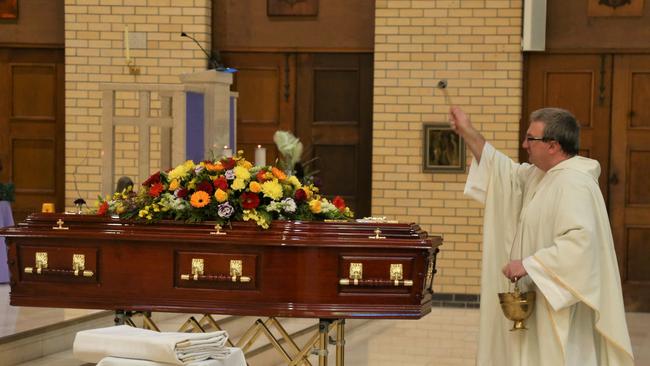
[73,325,232,365]
[96,348,246,366]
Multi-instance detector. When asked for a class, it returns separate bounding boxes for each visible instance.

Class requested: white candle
[124,26,130,61]
[255,145,266,166]
[222,145,233,158]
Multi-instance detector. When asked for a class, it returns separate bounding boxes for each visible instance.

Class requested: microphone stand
[180,32,224,70]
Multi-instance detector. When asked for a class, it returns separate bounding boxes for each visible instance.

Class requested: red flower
[97,201,109,216]
[148,183,164,197]
[142,171,161,187]
[221,157,236,170]
[197,180,214,195]
[294,189,306,202]
[333,196,346,212]
[240,192,260,209]
[213,176,228,191]
[256,169,268,182]
[176,188,188,198]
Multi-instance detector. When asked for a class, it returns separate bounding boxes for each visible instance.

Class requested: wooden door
[221,52,295,165]
[296,53,372,218]
[0,48,65,222]
[611,55,650,311]
[222,52,373,218]
[523,54,612,197]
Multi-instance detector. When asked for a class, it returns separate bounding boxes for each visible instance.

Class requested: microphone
[180,32,223,70]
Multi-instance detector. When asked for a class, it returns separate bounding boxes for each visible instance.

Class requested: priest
[449,106,634,365]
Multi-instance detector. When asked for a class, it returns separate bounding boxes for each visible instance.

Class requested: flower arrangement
[97,151,353,229]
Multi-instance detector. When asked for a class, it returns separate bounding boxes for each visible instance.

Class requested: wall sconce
[124,26,140,75]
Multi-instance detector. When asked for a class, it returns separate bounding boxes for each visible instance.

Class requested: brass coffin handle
[24,252,94,277]
[180,258,251,283]
[339,262,413,287]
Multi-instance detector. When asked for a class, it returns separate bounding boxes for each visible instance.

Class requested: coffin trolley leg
[113,313,347,366]
[334,319,345,366]
[316,319,330,366]
[114,310,160,331]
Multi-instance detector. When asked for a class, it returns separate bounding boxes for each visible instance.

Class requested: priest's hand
[502,260,527,282]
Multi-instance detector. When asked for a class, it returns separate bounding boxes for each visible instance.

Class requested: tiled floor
[1,283,649,365]
[0,285,102,339]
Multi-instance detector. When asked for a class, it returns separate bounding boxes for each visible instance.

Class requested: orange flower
[271,167,286,181]
[249,181,261,193]
[205,162,224,172]
[190,191,210,208]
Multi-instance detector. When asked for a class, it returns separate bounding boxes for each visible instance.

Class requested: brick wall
[372,0,524,294]
[64,0,210,204]
[64,0,524,295]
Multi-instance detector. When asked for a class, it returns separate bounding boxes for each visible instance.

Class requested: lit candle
[255,145,266,166]
[222,145,233,158]
[124,26,130,61]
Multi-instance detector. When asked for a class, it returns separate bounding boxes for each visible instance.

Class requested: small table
[0,201,14,283]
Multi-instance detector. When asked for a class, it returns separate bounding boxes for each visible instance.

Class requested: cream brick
[373,0,523,295]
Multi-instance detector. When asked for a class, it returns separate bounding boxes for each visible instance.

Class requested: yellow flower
[302,186,313,199]
[232,178,246,191]
[309,199,322,214]
[261,180,283,200]
[233,166,251,180]
[239,160,253,169]
[214,188,228,203]
[249,181,261,193]
[242,209,269,229]
[287,175,301,189]
[190,191,210,208]
[168,179,180,191]
[168,160,194,181]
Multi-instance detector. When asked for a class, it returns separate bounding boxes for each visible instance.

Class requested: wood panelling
[0,48,64,222]
[222,52,295,165]
[0,0,63,47]
[296,53,372,218]
[611,55,650,311]
[12,64,56,118]
[631,72,650,127]
[523,54,612,197]
[546,0,650,50]
[627,228,650,281]
[212,0,374,52]
[628,150,650,204]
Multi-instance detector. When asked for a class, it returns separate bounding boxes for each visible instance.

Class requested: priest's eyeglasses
[524,135,553,142]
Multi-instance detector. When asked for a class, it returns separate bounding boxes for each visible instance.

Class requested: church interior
[1,0,650,365]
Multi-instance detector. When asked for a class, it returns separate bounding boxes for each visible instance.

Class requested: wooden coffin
[1,214,441,319]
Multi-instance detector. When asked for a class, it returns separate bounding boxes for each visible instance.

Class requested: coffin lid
[1,213,441,250]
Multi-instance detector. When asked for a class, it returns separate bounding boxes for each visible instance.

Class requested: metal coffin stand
[2,214,442,365]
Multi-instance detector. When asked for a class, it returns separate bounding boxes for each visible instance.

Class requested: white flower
[320,199,337,214]
[273,131,303,168]
[281,198,296,213]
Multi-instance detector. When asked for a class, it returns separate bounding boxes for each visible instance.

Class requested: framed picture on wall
[0,0,17,20]
[423,123,466,173]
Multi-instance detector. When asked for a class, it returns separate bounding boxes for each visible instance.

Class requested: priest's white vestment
[464,143,634,366]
